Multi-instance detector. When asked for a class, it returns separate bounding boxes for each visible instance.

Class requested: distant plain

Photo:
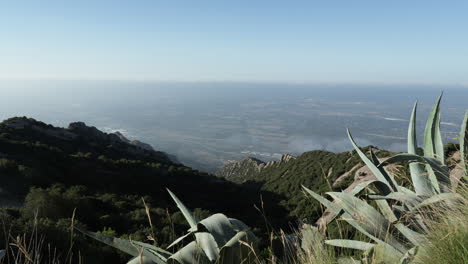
[1,81,466,171]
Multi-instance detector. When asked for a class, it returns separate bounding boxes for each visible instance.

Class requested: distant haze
[1,81,466,172]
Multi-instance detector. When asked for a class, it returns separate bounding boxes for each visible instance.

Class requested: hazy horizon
[1,80,466,172]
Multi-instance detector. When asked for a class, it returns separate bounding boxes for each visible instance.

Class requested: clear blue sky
[1,1,467,84]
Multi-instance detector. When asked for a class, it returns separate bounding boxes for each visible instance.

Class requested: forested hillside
[0,117,267,262]
[0,115,464,263]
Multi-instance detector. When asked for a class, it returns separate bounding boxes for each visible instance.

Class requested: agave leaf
[167,189,197,228]
[411,193,463,211]
[364,243,403,264]
[194,232,220,261]
[393,224,426,246]
[306,181,396,231]
[347,129,397,193]
[367,192,422,207]
[328,192,407,253]
[306,180,390,228]
[131,241,172,259]
[327,192,390,233]
[340,211,405,255]
[325,239,375,251]
[369,148,400,192]
[221,231,252,248]
[127,256,155,264]
[167,241,210,264]
[228,218,250,233]
[461,111,468,177]
[378,154,450,193]
[368,190,398,223]
[367,151,403,221]
[302,185,341,214]
[423,94,444,164]
[219,231,257,264]
[350,180,389,196]
[340,213,386,244]
[167,232,194,249]
[399,186,417,195]
[407,101,434,195]
[78,229,168,264]
[423,157,450,189]
[192,213,237,248]
[226,218,258,248]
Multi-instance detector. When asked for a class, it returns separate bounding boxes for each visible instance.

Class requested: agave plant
[79,189,258,264]
[302,94,467,263]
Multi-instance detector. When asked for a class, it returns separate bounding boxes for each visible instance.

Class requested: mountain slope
[0,117,278,262]
[216,148,398,221]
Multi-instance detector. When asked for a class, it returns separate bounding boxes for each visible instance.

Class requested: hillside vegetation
[0,94,466,263]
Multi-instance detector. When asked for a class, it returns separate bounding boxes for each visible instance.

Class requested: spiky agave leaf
[378,153,450,192]
[367,150,407,221]
[167,232,193,249]
[362,243,403,264]
[350,180,390,196]
[410,192,463,212]
[303,179,391,228]
[326,192,408,253]
[408,101,434,195]
[228,218,251,233]
[369,148,401,192]
[424,93,445,164]
[325,239,375,251]
[193,233,220,262]
[364,189,426,243]
[167,189,197,228]
[167,215,253,251]
[167,191,258,262]
[167,189,220,261]
[366,192,422,207]
[219,231,257,264]
[167,241,211,264]
[347,129,398,193]
[340,211,403,255]
[77,229,169,264]
[189,214,237,246]
[302,185,341,214]
[302,186,400,251]
[127,256,155,264]
[191,214,237,262]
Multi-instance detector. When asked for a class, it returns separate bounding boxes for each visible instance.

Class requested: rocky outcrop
[215,153,296,183]
[113,131,155,151]
[215,157,264,182]
[4,117,77,140]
